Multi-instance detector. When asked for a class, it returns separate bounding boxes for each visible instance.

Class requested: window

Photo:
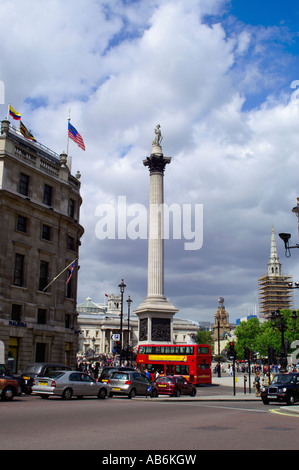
[43,184,52,206]
[41,224,51,241]
[67,235,75,251]
[68,198,75,218]
[19,173,29,196]
[13,254,24,286]
[65,314,71,329]
[11,304,21,322]
[17,215,28,233]
[65,269,74,299]
[37,308,47,324]
[39,260,49,291]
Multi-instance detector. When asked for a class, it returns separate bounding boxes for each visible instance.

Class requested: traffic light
[116,342,121,354]
[268,347,276,364]
[244,346,250,362]
[228,342,236,360]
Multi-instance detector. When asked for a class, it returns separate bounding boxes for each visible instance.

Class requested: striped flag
[9,105,21,121]
[68,122,85,151]
[20,121,36,142]
[66,260,76,285]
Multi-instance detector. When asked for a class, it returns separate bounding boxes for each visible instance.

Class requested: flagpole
[66,109,71,157]
[42,258,77,292]
[6,103,10,120]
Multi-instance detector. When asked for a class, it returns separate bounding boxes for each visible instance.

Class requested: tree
[196,329,214,353]
[232,310,299,360]
[234,317,261,359]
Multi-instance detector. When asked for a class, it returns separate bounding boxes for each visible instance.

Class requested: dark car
[155,375,197,397]
[261,372,299,405]
[21,363,73,389]
[0,364,29,394]
[97,366,136,383]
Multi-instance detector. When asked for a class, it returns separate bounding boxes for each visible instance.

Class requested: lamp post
[126,295,132,346]
[118,279,126,353]
[270,309,297,371]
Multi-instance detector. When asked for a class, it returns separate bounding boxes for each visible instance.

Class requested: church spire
[267,226,281,276]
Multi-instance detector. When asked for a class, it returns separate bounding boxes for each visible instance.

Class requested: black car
[97,366,136,383]
[261,372,299,405]
[21,362,73,390]
[0,364,28,394]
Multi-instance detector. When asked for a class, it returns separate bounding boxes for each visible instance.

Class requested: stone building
[213,297,231,355]
[0,119,84,372]
[77,295,199,358]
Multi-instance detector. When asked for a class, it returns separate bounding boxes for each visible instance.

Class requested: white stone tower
[134,125,178,343]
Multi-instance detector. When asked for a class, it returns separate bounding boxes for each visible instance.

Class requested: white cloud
[1,0,299,323]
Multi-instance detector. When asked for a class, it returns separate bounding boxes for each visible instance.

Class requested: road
[1,388,299,451]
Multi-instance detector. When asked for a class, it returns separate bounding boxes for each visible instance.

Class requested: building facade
[0,119,84,372]
[77,296,199,359]
[258,227,293,319]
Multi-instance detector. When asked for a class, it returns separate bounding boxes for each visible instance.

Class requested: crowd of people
[76,355,136,379]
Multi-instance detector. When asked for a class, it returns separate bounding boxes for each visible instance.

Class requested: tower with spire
[258,227,293,319]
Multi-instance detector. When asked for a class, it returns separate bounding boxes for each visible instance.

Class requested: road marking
[269,408,299,418]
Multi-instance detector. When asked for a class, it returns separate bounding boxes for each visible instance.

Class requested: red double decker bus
[136,344,212,385]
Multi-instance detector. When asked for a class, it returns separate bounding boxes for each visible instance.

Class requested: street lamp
[270,309,297,371]
[118,278,126,352]
[126,295,132,346]
[279,199,299,257]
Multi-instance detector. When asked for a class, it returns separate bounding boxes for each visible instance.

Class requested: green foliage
[196,329,214,353]
[231,310,299,360]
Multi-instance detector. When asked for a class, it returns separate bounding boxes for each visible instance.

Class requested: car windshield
[101,368,118,378]
[271,374,295,385]
[157,377,173,383]
[110,372,129,380]
[46,372,65,379]
[23,364,43,374]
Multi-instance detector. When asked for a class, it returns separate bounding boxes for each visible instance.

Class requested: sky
[1,0,299,324]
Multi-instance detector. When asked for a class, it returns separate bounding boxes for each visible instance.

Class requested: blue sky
[1,0,299,324]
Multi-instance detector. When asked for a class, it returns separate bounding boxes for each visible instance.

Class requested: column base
[134,296,178,344]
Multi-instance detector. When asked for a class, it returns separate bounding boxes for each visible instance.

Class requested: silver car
[108,370,158,399]
[32,370,110,400]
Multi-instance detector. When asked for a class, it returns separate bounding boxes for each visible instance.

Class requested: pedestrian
[145,369,151,380]
[254,371,261,397]
[155,370,160,380]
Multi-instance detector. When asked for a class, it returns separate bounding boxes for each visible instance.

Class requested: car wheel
[128,388,136,399]
[97,388,107,399]
[287,394,295,406]
[262,399,269,405]
[174,390,181,398]
[1,386,15,401]
[40,394,49,399]
[151,389,158,398]
[191,389,196,397]
[62,388,73,400]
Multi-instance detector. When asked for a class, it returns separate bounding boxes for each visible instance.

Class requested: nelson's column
[134,125,178,343]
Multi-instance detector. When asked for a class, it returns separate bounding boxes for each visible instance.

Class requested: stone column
[134,127,178,344]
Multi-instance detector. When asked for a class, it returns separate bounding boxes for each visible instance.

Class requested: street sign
[112,334,120,341]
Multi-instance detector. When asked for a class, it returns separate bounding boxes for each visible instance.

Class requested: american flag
[68,122,85,151]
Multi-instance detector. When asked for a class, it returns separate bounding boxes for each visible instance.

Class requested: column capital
[143,154,172,174]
